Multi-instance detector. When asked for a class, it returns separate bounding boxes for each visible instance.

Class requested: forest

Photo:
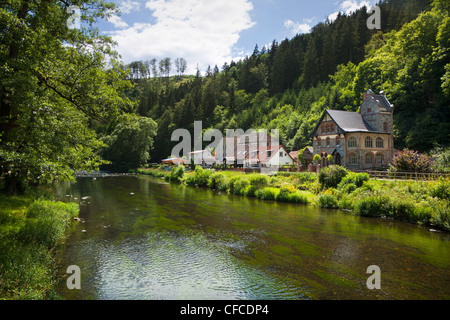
[1,0,449,190]
[108,0,449,168]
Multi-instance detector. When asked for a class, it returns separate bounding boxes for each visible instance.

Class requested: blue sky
[97,0,376,74]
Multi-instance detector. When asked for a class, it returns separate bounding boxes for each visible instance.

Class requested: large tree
[0,0,134,193]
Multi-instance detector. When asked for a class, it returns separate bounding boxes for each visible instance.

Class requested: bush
[232,178,249,195]
[319,165,348,189]
[207,172,226,190]
[275,187,308,204]
[249,174,269,189]
[244,185,258,197]
[353,196,388,217]
[186,166,213,187]
[317,194,339,209]
[428,178,450,201]
[168,165,185,183]
[338,172,370,190]
[256,187,280,201]
[392,149,432,172]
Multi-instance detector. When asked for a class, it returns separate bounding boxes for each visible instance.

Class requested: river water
[54,174,450,300]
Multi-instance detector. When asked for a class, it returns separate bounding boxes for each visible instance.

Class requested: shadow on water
[54,175,450,300]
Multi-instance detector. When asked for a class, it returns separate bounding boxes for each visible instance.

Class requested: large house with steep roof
[310,89,395,170]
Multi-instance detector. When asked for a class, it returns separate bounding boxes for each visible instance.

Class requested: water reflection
[55,175,450,300]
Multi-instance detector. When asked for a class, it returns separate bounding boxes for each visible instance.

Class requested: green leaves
[100,114,158,172]
[0,0,135,193]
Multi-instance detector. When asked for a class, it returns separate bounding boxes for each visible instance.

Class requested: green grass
[0,192,79,300]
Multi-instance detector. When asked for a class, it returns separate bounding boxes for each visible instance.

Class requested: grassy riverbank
[137,165,450,232]
[0,189,79,300]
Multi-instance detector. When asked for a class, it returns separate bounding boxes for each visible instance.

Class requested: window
[365,137,373,148]
[251,151,257,158]
[326,137,331,147]
[349,153,358,165]
[318,138,322,148]
[267,150,273,157]
[368,108,372,113]
[348,137,357,148]
[376,137,384,148]
[376,153,384,165]
[365,153,374,165]
[336,137,340,146]
[383,122,388,133]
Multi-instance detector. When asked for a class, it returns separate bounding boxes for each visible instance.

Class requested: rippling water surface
[55,175,450,300]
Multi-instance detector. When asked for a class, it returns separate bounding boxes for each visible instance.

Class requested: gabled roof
[310,109,378,137]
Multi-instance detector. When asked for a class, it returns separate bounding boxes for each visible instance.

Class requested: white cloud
[284,19,312,35]
[107,0,255,74]
[108,15,129,29]
[119,0,141,14]
[327,0,372,22]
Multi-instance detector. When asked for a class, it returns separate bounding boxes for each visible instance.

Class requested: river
[54,174,450,300]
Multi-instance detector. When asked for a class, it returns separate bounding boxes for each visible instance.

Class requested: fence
[352,170,450,181]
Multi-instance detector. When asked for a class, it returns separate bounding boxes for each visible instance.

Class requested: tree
[100,115,158,172]
[159,57,172,78]
[0,0,134,194]
[174,57,187,78]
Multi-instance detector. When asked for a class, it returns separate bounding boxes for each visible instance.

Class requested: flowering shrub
[391,149,432,172]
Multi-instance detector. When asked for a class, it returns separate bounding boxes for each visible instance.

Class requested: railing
[351,170,450,180]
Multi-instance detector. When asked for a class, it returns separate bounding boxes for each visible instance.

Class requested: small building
[309,89,394,170]
[244,145,294,168]
[289,147,313,165]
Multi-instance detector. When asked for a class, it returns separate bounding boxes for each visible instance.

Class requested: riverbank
[137,165,450,232]
[0,189,79,300]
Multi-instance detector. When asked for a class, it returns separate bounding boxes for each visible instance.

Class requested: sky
[96,0,377,75]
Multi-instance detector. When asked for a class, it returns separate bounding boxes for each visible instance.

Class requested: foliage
[0,0,135,194]
[186,166,213,188]
[317,194,339,209]
[391,149,433,172]
[255,187,280,201]
[431,147,450,172]
[207,172,226,190]
[337,172,370,189]
[18,200,78,248]
[0,195,79,299]
[428,178,450,200]
[100,114,158,172]
[318,165,349,189]
[168,165,185,183]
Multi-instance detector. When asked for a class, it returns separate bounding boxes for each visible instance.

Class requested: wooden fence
[351,170,450,181]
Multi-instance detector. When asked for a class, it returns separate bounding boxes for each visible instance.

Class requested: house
[309,89,394,170]
[244,145,294,168]
[290,147,313,165]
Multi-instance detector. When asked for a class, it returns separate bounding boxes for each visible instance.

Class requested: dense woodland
[106,0,449,167]
[1,0,449,191]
